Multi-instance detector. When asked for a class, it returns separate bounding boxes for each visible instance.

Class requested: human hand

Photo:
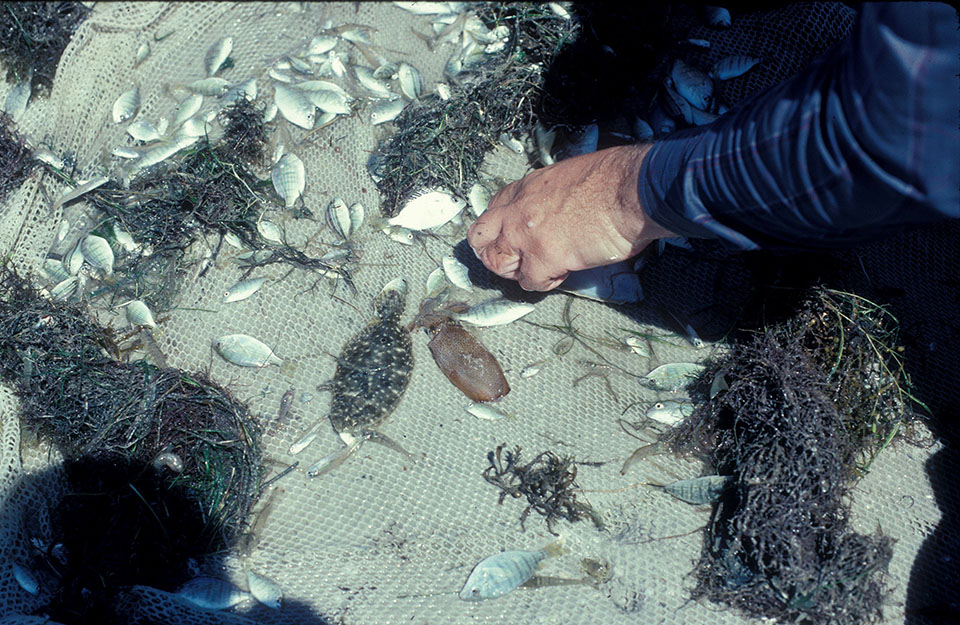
[467,144,676,291]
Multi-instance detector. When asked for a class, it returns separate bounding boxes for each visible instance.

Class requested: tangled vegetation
[664,288,924,624]
[0,1,90,94]
[371,3,580,216]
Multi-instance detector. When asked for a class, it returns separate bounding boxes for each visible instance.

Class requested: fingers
[467,212,502,251]
[515,254,567,292]
[479,237,521,279]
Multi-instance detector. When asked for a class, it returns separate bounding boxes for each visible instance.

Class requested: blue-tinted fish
[460,538,566,601]
[712,55,761,81]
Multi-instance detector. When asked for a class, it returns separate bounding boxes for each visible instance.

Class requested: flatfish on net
[330,278,413,440]
[293,279,416,473]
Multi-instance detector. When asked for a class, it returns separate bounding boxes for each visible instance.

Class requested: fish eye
[223,290,231,298]
[471,587,481,596]
[655,402,664,409]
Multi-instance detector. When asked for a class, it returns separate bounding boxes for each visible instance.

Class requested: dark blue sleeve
[638,2,960,250]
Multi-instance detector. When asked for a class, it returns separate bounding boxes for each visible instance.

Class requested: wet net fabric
[0,3,955,624]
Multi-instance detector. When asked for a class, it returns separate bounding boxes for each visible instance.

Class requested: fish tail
[542,536,568,558]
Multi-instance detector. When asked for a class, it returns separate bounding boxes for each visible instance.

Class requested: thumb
[516,255,568,292]
[467,212,503,251]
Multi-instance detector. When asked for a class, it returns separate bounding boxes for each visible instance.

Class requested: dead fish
[257,220,283,244]
[712,55,761,81]
[12,562,40,595]
[671,59,713,111]
[304,88,352,115]
[348,202,364,237]
[308,34,338,55]
[54,175,110,211]
[205,36,233,76]
[386,187,465,231]
[213,334,283,368]
[466,401,510,421]
[272,153,305,207]
[172,93,204,127]
[126,120,162,142]
[354,65,392,98]
[453,298,535,327]
[640,362,706,391]
[327,197,351,239]
[223,277,267,303]
[112,86,140,123]
[177,576,249,610]
[657,474,732,504]
[273,83,315,129]
[80,234,115,275]
[467,182,490,217]
[441,255,472,291]
[246,570,282,609]
[370,97,404,125]
[397,62,422,99]
[135,41,151,67]
[123,300,156,328]
[460,538,566,601]
[4,80,31,121]
[645,399,694,426]
[278,388,295,422]
[705,5,731,28]
[427,321,509,402]
[185,76,230,96]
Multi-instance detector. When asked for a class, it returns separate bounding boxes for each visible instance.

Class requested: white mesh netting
[0,3,954,625]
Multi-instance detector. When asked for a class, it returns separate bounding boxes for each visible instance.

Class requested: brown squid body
[427,322,510,402]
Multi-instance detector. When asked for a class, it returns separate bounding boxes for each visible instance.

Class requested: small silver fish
[370,97,405,125]
[397,62,422,99]
[712,55,761,81]
[257,220,283,244]
[671,59,713,111]
[705,5,731,28]
[177,576,249,610]
[112,86,140,123]
[126,120,162,142]
[80,234,115,275]
[640,362,706,391]
[441,255,472,291]
[223,277,267,303]
[50,276,79,301]
[454,299,535,327]
[354,66,392,97]
[305,89,352,115]
[460,539,566,601]
[466,402,509,421]
[4,80,31,121]
[12,562,40,595]
[308,34,338,55]
[327,197,351,239]
[295,79,351,98]
[34,148,64,169]
[348,202,365,237]
[42,258,70,283]
[386,188,465,231]
[272,153,305,207]
[222,78,257,105]
[624,336,650,357]
[645,399,694,426]
[185,77,230,97]
[660,475,732,504]
[54,175,110,211]
[172,94,204,127]
[468,183,491,218]
[425,267,447,297]
[135,41,151,67]
[124,300,156,328]
[213,334,283,368]
[273,83,315,129]
[205,36,233,76]
[246,570,282,609]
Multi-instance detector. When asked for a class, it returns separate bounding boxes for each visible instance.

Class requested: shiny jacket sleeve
[638,2,960,250]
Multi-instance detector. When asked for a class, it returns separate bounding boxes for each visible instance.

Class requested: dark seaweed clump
[483,443,602,535]
[71,101,355,310]
[0,111,37,201]
[371,3,580,216]
[0,1,90,94]
[0,264,262,549]
[664,288,926,624]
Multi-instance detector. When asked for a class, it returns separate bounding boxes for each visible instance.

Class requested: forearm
[638,2,960,250]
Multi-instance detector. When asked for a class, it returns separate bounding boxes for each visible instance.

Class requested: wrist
[610,143,676,252]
